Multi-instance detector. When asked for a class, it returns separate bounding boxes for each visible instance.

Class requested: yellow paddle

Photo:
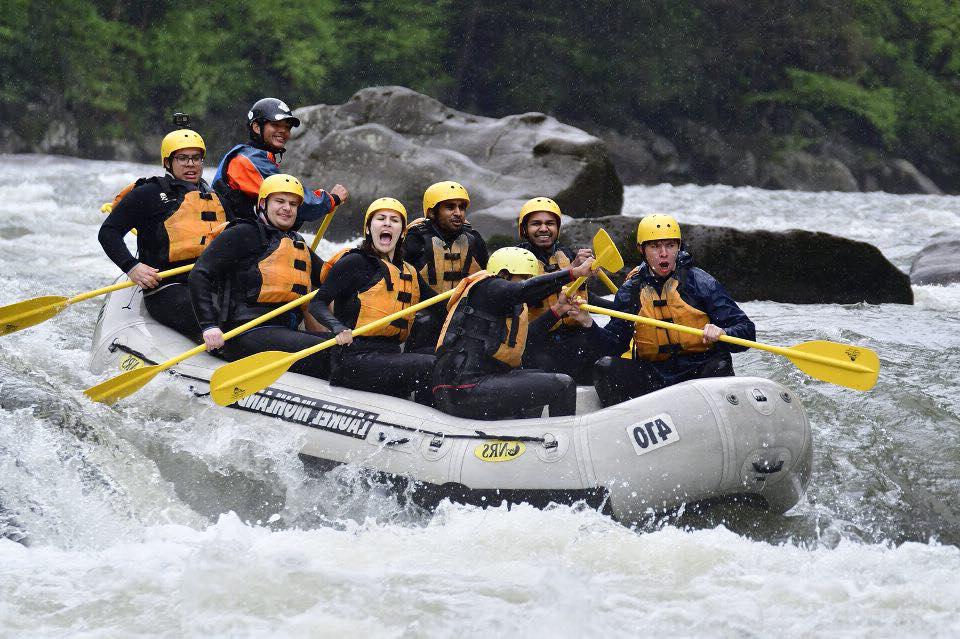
[580,304,880,391]
[550,229,624,330]
[84,290,320,404]
[209,289,457,406]
[0,264,195,337]
[310,209,337,252]
[597,270,619,294]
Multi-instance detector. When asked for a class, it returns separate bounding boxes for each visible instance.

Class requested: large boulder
[760,150,859,192]
[910,231,960,285]
[561,216,913,304]
[284,86,622,239]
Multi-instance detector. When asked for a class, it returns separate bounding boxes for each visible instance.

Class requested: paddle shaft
[157,290,322,369]
[597,270,618,294]
[69,264,196,305]
[221,289,456,389]
[580,303,875,374]
[310,210,336,252]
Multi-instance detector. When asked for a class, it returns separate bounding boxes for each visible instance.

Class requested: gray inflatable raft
[90,287,812,523]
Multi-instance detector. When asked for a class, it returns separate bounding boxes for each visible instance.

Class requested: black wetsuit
[432,270,578,420]
[403,220,489,353]
[517,240,616,384]
[188,218,332,379]
[99,177,224,342]
[308,250,440,400]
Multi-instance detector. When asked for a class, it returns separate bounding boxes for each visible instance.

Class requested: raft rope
[108,341,551,446]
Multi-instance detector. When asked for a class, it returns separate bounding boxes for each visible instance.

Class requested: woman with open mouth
[308,198,441,402]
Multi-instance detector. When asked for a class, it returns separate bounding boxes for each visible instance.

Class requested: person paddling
[307,198,440,401]
[212,97,349,223]
[189,174,333,379]
[403,181,489,352]
[432,247,596,420]
[590,214,756,406]
[514,197,614,383]
[98,126,228,341]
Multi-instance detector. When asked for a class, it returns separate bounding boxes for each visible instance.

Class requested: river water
[1,155,958,637]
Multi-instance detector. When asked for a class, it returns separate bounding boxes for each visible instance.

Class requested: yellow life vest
[436,271,529,368]
[255,236,313,304]
[525,248,584,329]
[355,259,421,341]
[407,217,483,292]
[632,274,711,361]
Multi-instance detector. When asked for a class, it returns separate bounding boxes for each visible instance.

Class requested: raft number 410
[626,413,680,456]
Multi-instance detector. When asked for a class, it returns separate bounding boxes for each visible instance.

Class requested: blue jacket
[593,251,755,382]
[212,143,335,225]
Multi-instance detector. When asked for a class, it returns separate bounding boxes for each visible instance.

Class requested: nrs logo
[474,440,526,462]
[118,354,144,371]
[626,413,680,456]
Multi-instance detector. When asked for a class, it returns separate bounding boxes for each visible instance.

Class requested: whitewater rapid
[1,155,959,637]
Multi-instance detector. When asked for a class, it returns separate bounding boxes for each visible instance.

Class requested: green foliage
[2,0,960,186]
[749,69,898,146]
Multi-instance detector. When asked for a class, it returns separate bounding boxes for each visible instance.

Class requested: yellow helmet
[636,214,681,245]
[423,181,470,216]
[517,196,562,238]
[364,197,408,233]
[487,247,539,277]
[258,174,305,203]
[160,129,205,165]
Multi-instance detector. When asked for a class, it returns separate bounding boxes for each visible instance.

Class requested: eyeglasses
[172,154,204,164]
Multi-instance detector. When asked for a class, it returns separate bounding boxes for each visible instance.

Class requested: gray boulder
[284,86,622,239]
[561,216,913,304]
[910,231,960,285]
[760,150,859,192]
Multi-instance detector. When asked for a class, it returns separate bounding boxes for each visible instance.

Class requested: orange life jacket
[525,248,583,329]
[354,258,421,341]
[632,272,711,361]
[107,177,227,264]
[253,235,313,304]
[406,217,483,292]
[318,247,351,283]
[436,271,528,368]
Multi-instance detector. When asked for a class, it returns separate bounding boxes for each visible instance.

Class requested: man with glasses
[588,214,756,406]
[98,127,228,341]
[212,97,348,224]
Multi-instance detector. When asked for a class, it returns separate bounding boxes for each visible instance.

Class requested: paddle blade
[0,296,69,336]
[785,340,880,391]
[593,229,624,273]
[209,351,293,406]
[84,365,164,404]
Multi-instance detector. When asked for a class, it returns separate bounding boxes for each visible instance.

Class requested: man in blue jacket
[212,97,348,224]
[587,214,756,406]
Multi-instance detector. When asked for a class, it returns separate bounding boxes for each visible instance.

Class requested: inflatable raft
[89,286,812,523]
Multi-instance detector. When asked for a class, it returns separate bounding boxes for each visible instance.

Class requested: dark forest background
[3,0,960,190]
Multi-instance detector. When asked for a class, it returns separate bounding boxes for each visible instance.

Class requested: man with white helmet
[590,214,755,406]
[99,123,227,341]
[432,246,595,420]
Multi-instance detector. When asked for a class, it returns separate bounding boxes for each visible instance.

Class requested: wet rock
[561,216,913,304]
[593,126,685,185]
[284,86,623,239]
[872,159,942,195]
[760,150,859,192]
[910,231,960,285]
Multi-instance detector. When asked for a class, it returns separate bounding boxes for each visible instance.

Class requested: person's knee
[699,353,734,378]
